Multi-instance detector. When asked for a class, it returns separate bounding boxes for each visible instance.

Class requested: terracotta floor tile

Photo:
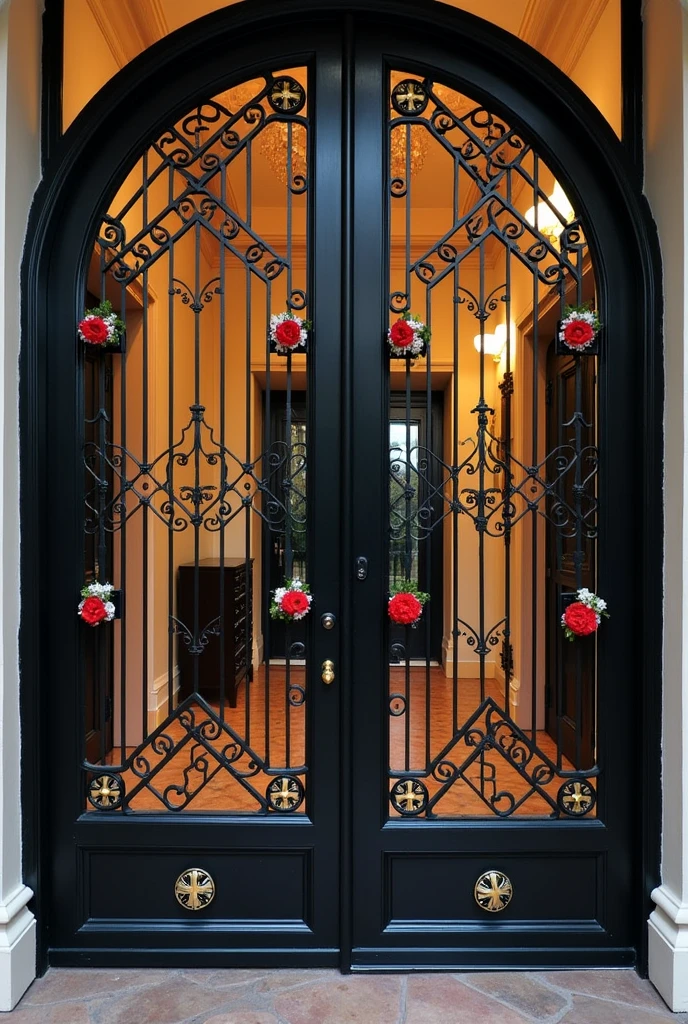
[6,968,679,1021]
[557,994,678,1022]
[178,969,275,990]
[541,970,669,1012]
[273,975,402,1024]
[22,968,174,1005]
[457,973,570,1019]
[405,975,530,1024]
[203,1015,280,1024]
[4,1006,92,1024]
[89,976,234,1024]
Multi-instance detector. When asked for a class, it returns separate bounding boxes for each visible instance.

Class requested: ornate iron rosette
[174,868,215,911]
[268,77,306,114]
[391,79,429,116]
[474,870,513,913]
[266,775,305,813]
[390,778,428,816]
[557,779,596,817]
[87,773,124,810]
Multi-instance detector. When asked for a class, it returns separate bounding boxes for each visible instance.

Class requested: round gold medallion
[474,870,513,913]
[88,773,123,810]
[174,868,215,911]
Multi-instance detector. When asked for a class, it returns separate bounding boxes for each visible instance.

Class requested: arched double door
[33,6,654,970]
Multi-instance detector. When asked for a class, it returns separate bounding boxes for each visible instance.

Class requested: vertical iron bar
[531,155,540,744]
[478,241,486,703]
[424,276,431,772]
[141,152,149,742]
[219,155,228,724]
[167,215,175,723]
[119,276,128,764]
[452,161,460,738]
[192,221,201,696]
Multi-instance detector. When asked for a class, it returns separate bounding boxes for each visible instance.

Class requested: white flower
[104,601,116,622]
[291,578,304,590]
[274,587,287,603]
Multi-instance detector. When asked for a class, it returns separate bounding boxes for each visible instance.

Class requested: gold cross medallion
[174,869,215,911]
[474,870,513,913]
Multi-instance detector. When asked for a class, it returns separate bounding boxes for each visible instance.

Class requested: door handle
[321,660,335,685]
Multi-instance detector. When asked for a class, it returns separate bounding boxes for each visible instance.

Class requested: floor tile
[557,994,678,1023]
[89,976,235,1024]
[406,975,530,1024]
[21,968,174,1005]
[457,973,570,1020]
[273,975,402,1024]
[203,1014,280,1024]
[541,970,669,1013]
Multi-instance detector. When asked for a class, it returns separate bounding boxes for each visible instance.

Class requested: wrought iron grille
[386,73,599,819]
[82,70,311,813]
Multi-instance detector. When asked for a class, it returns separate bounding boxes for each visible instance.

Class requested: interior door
[348,30,634,969]
[546,346,597,769]
[51,33,346,965]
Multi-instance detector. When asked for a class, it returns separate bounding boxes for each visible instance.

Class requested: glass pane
[386,71,599,820]
[82,69,311,815]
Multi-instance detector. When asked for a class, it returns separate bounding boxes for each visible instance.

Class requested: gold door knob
[321,659,335,684]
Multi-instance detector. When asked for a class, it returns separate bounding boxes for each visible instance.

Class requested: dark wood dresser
[177,558,253,707]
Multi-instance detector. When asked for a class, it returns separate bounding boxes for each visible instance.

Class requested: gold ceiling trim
[86,0,168,68]
[91,0,610,79]
[518,0,609,76]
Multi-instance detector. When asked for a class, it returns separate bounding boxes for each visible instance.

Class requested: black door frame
[21,0,662,975]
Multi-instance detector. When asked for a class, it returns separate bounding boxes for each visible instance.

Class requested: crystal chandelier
[390,123,428,180]
[221,80,308,185]
[261,122,308,184]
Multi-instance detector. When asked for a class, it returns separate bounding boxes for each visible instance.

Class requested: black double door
[44,16,639,970]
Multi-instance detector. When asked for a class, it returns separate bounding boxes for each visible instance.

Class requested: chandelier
[389,123,428,180]
[221,80,308,185]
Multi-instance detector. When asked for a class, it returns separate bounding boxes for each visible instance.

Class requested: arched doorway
[22,3,661,971]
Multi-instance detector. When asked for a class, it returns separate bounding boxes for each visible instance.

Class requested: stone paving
[5,968,688,1023]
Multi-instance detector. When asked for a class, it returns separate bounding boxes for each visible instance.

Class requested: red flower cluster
[389,320,414,349]
[562,319,595,348]
[79,316,110,345]
[274,320,302,348]
[80,596,109,626]
[389,591,423,625]
[281,590,310,616]
[562,601,598,637]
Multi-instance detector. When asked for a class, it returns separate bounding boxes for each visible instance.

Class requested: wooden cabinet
[177,558,253,707]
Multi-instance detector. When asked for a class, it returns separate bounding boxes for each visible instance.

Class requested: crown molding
[518,0,608,76]
[86,0,168,68]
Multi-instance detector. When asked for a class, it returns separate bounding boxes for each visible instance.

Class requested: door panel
[349,29,633,968]
[51,33,345,962]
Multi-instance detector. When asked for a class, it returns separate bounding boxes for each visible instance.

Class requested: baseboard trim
[0,891,36,1011]
[648,885,688,1011]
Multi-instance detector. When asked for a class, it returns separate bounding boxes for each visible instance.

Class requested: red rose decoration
[389,320,415,348]
[281,590,310,616]
[563,319,595,348]
[274,320,302,348]
[563,601,598,637]
[389,592,423,625]
[79,316,110,345]
[80,596,108,626]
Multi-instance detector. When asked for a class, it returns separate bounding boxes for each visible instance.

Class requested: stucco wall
[0,0,42,1010]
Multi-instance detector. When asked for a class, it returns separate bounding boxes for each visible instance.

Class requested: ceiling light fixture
[525,181,574,246]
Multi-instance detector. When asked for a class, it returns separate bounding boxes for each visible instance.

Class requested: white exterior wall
[0,0,41,1010]
[646,0,688,1012]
